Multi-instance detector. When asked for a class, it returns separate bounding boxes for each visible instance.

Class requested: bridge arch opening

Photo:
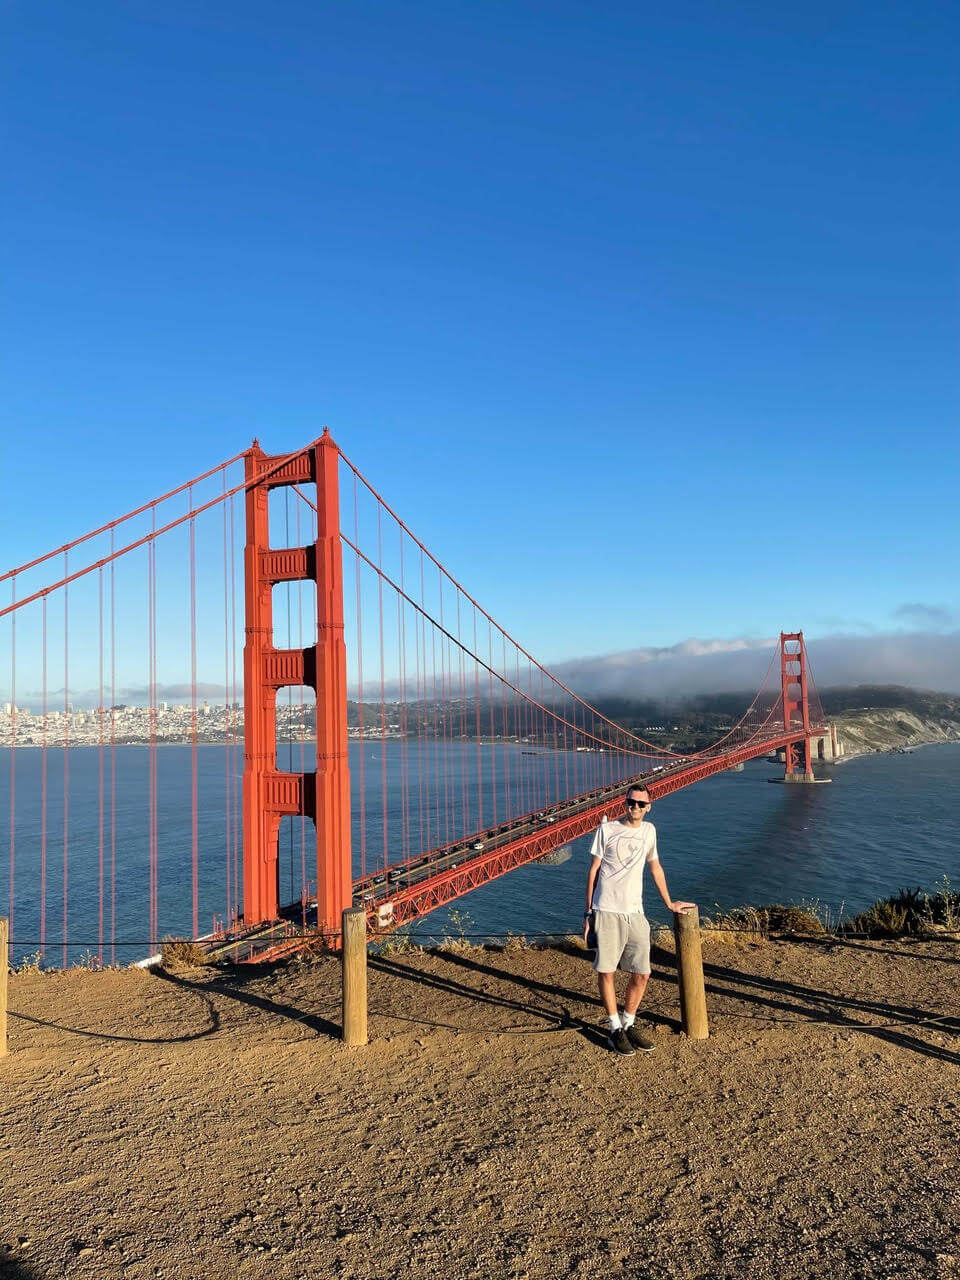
[268,484,317,549]
[275,685,315,774]
[271,580,318,649]
[276,814,317,922]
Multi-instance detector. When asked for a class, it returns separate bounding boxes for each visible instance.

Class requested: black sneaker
[607,1027,636,1055]
[624,1023,655,1053]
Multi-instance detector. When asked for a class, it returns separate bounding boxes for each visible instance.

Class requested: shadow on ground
[373,940,958,1065]
[9,988,221,1046]
[369,951,611,1048]
[671,945,960,1065]
[153,965,340,1039]
[0,1250,45,1279]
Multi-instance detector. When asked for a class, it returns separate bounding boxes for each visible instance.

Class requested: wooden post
[341,908,367,1047]
[673,905,709,1040]
[0,918,8,1058]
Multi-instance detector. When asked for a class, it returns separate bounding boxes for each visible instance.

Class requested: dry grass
[700,903,826,938]
[159,937,214,970]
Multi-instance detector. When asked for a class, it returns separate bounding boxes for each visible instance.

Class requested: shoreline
[4,731,959,756]
[827,736,960,765]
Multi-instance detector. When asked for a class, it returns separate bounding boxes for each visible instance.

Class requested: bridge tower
[241,430,352,934]
[780,631,815,783]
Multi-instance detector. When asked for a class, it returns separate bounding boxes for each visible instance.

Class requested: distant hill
[818,685,960,719]
[818,687,960,757]
[593,684,960,722]
[591,685,960,756]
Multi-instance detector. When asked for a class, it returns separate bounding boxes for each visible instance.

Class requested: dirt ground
[1,932,958,1280]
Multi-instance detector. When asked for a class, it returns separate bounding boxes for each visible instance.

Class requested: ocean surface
[1,740,958,964]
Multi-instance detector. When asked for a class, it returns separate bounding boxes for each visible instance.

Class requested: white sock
[607,1013,622,1032]
[621,1011,636,1029]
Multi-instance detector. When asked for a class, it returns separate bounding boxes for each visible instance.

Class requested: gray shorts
[592,911,651,975]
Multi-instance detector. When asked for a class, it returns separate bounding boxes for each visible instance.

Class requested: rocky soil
[1,933,959,1280]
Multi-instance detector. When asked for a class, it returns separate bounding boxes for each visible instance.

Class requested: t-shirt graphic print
[589,818,659,916]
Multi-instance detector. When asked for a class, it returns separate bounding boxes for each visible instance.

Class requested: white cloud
[550,631,960,699]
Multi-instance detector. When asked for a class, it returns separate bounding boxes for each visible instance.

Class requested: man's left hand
[670,900,696,914]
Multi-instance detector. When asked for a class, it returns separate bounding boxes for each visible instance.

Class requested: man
[583,784,693,1055]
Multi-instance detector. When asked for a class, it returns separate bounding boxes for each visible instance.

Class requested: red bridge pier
[241,430,352,935]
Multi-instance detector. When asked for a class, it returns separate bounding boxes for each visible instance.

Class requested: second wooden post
[673,905,709,1040]
[341,907,368,1047]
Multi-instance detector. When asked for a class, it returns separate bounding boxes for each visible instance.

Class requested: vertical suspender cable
[296,498,306,919]
[189,489,199,939]
[438,571,450,849]
[230,493,240,919]
[395,589,406,858]
[515,648,524,817]
[40,596,47,959]
[500,634,510,819]
[62,552,69,968]
[397,562,409,861]
[430,611,440,857]
[110,533,117,963]
[473,609,482,832]
[415,549,426,857]
[572,693,580,800]
[98,567,105,962]
[538,667,546,808]
[222,473,231,925]
[353,477,366,881]
[284,489,294,901]
[551,673,560,807]
[487,620,496,828]
[461,600,469,828]
[433,576,441,852]
[148,515,158,954]
[376,504,387,871]
[401,538,412,861]
[7,576,15,945]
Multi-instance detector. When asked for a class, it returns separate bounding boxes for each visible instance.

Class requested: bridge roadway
[355,724,825,933]
[204,724,823,962]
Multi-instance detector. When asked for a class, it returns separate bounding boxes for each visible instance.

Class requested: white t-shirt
[589,818,659,915]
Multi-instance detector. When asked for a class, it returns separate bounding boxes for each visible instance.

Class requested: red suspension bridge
[0,432,831,965]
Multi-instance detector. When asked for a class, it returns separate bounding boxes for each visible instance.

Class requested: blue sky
[3,1,958,686]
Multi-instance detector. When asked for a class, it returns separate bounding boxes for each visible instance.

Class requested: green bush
[848,881,960,937]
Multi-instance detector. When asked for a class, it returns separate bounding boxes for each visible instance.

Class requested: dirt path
[1,934,958,1280]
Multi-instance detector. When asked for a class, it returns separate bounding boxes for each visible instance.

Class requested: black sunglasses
[625,798,650,808]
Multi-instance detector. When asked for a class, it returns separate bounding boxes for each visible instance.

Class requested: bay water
[1,741,957,964]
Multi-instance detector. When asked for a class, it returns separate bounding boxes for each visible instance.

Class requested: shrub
[755,905,827,935]
[847,886,936,938]
[704,903,826,937]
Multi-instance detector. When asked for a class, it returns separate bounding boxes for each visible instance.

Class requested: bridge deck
[357,727,823,933]
[201,726,823,962]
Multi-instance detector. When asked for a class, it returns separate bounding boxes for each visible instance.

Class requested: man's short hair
[625,784,649,798]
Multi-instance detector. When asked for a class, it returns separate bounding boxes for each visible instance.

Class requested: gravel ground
[1,932,958,1280]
